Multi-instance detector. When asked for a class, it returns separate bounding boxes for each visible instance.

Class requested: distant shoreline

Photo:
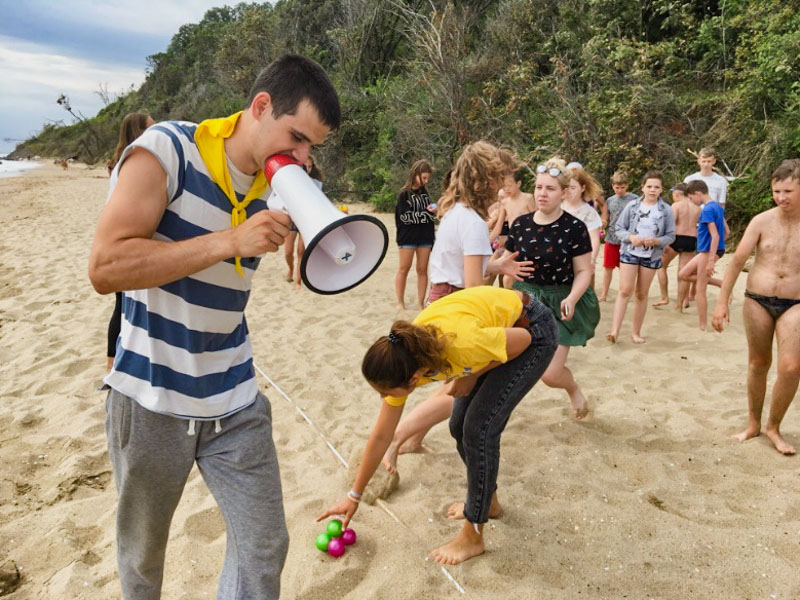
[0,158,43,179]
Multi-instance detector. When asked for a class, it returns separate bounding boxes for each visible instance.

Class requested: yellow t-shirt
[384,286,524,406]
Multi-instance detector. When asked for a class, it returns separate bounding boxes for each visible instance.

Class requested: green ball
[326,519,343,538]
[315,533,331,552]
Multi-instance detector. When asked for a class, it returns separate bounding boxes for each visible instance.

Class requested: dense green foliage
[13,0,800,232]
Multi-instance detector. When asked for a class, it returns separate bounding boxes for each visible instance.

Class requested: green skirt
[513,282,600,346]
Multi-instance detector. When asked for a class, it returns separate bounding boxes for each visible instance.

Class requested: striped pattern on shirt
[104,121,269,419]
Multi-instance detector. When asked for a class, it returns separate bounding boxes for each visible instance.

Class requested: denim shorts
[398,243,433,250]
[620,251,662,270]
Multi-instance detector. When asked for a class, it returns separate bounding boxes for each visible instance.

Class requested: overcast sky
[0,0,232,155]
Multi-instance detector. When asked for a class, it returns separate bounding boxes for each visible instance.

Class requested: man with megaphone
[89,55,341,600]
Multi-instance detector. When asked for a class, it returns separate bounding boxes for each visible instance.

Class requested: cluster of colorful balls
[315,519,357,558]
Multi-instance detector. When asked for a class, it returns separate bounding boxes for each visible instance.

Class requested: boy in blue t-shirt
[677,179,724,330]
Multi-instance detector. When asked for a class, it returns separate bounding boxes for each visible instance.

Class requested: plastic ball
[341,528,357,546]
[327,537,345,557]
[315,533,331,552]
[326,519,343,538]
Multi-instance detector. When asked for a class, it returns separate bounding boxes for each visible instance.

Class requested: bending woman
[383,141,533,472]
[318,286,558,565]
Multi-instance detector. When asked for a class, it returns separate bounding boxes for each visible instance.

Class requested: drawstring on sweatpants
[186,418,222,435]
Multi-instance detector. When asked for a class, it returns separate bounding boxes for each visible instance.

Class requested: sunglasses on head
[536,164,562,177]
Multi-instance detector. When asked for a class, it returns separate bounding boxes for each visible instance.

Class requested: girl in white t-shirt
[563,167,604,265]
[383,141,533,474]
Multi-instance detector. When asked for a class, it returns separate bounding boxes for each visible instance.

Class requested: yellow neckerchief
[194,111,267,276]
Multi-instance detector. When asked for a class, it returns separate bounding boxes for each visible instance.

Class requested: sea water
[0,159,42,178]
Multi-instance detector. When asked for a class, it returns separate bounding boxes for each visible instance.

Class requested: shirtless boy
[654,183,701,308]
[500,169,536,287]
[712,159,800,455]
[677,180,724,330]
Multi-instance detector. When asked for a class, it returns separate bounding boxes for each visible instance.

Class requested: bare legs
[382,384,453,473]
[736,301,800,454]
[541,345,588,419]
[414,247,431,309]
[630,266,658,343]
[294,235,305,289]
[395,247,430,310]
[653,247,676,306]
[283,230,298,282]
[599,266,615,302]
[678,252,722,330]
[608,263,656,343]
[674,252,692,309]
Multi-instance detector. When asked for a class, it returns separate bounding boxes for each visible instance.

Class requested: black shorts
[670,235,696,253]
[716,248,725,258]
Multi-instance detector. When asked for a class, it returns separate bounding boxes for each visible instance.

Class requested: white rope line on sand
[253,362,466,595]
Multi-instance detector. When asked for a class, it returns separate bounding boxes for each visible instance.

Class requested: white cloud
[0,36,145,97]
[31,0,233,37]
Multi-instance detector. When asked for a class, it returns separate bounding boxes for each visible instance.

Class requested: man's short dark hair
[248,55,341,130]
[512,169,523,183]
[686,180,709,195]
[673,182,689,195]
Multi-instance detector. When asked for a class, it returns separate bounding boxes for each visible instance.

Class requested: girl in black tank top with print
[502,158,600,420]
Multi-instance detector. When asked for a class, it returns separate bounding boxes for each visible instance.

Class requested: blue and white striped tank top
[103,121,269,419]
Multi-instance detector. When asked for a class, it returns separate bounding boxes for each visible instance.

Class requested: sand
[1,163,799,599]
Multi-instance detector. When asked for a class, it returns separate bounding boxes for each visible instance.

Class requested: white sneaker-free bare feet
[428,522,485,565]
[765,428,796,455]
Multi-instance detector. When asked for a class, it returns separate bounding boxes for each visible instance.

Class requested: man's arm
[712,217,761,331]
[88,148,290,294]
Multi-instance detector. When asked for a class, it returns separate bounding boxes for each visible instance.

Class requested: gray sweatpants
[105,389,288,600]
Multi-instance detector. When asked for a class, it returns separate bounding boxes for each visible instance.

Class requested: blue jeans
[449,298,558,523]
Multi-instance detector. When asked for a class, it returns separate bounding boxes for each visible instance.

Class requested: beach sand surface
[1,164,799,599]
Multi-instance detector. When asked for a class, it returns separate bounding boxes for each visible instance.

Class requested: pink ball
[341,528,357,546]
[327,537,345,557]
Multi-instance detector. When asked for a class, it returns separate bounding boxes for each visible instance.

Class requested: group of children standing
[320,143,800,567]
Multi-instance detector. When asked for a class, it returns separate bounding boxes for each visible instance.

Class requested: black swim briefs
[670,234,696,253]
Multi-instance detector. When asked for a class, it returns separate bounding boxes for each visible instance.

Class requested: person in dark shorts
[712,159,800,455]
[394,159,436,310]
[608,171,675,343]
[653,182,701,309]
[678,179,725,330]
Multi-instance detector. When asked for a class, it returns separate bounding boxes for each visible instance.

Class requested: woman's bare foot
[652,298,669,307]
[631,334,646,344]
[567,387,589,420]
[606,332,617,343]
[398,433,429,455]
[731,425,760,443]
[598,294,606,302]
[765,427,796,455]
[382,442,400,474]
[396,302,406,312]
[446,495,502,520]
[284,269,294,282]
[428,522,485,565]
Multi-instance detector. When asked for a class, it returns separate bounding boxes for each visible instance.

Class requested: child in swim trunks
[653,183,701,308]
[677,179,725,330]
[712,159,800,455]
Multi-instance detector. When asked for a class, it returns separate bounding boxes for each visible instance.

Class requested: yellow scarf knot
[194,111,268,276]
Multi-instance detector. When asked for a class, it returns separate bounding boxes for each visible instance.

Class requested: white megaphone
[264,155,389,295]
